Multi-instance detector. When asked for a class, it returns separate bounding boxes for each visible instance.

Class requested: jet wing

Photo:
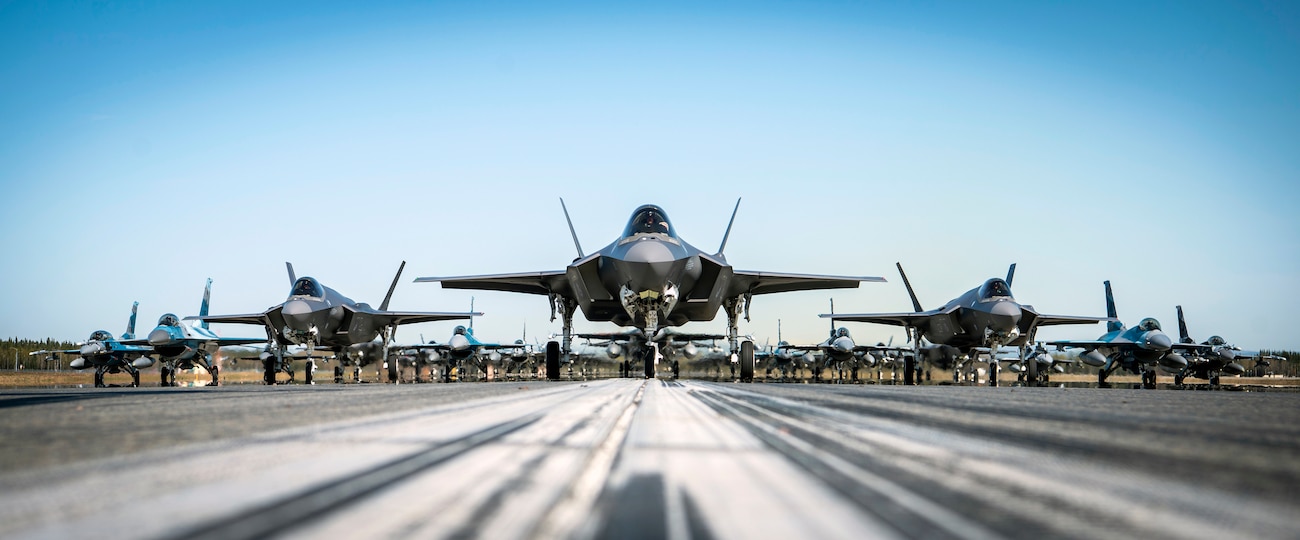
[1021,306,1115,327]
[414,271,570,296]
[193,313,271,326]
[30,349,80,356]
[1046,340,1112,350]
[371,311,482,327]
[819,310,946,327]
[729,270,885,296]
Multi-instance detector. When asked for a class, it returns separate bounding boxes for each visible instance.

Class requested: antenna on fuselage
[1005,263,1017,287]
[560,198,584,258]
[717,198,742,256]
[896,263,924,313]
[380,261,406,311]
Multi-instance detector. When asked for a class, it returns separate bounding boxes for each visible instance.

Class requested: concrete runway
[0,380,1297,539]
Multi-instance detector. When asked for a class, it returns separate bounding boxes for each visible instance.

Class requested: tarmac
[0,379,1297,539]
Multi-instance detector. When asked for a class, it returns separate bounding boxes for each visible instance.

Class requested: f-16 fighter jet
[1049,281,1198,388]
[33,302,156,387]
[417,199,884,381]
[1169,305,1280,386]
[122,279,265,386]
[198,262,478,384]
[826,263,1110,386]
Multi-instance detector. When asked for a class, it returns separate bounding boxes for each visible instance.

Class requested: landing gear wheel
[989,361,1000,387]
[210,365,220,386]
[263,362,276,385]
[1174,373,1185,386]
[131,370,140,387]
[643,346,656,379]
[1098,369,1109,387]
[160,366,173,387]
[545,341,561,381]
[306,365,314,385]
[94,370,105,388]
[334,365,344,384]
[387,361,398,383]
[903,356,916,385]
[739,341,755,383]
[672,360,680,379]
[1142,370,1156,389]
[1210,374,1220,387]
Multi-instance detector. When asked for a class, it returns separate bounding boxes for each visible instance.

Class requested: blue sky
[2,1,1297,350]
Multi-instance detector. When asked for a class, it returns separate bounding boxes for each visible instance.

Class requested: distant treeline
[0,338,79,370]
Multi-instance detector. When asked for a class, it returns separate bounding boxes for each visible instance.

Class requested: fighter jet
[198,262,479,385]
[396,324,532,382]
[33,302,156,387]
[416,199,884,381]
[1170,305,1258,386]
[1048,281,1197,388]
[778,302,898,382]
[825,263,1111,386]
[120,279,265,386]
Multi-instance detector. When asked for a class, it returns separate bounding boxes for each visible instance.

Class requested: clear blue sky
[2,1,1297,350]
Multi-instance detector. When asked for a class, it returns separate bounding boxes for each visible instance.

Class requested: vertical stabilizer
[1104,281,1122,333]
[199,278,213,329]
[125,301,139,339]
[468,297,475,330]
[896,263,924,313]
[286,262,297,286]
[1005,263,1017,287]
[379,261,406,312]
[717,198,742,256]
[1176,305,1193,343]
[560,198,584,258]
[828,298,835,337]
[777,319,782,343]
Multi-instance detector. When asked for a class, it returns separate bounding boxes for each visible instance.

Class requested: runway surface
[1,380,1297,539]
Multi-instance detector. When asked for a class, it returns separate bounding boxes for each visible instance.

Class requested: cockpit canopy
[89,330,112,341]
[978,278,1013,300]
[622,205,676,238]
[1207,335,1226,346]
[835,327,851,339]
[157,314,180,327]
[291,277,324,298]
[453,325,467,335]
[1137,318,1162,332]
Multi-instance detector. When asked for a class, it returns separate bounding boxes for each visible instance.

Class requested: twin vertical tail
[199,278,213,329]
[560,198,584,259]
[1176,305,1193,343]
[380,261,406,312]
[125,301,139,339]
[1104,281,1122,333]
[896,263,924,313]
[717,198,742,256]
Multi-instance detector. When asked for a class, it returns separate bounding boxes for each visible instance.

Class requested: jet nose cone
[832,336,854,353]
[989,301,1022,332]
[1144,332,1172,351]
[282,299,317,330]
[449,334,471,352]
[1218,348,1236,361]
[148,328,176,346]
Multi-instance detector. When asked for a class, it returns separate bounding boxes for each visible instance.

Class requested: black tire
[264,361,276,385]
[94,371,104,388]
[1142,370,1156,389]
[672,360,680,379]
[1098,369,1109,386]
[160,366,171,386]
[211,365,220,386]
[903,356,916,385]
[546,341,561,381]
[739,341,755,382]
[334,365,344,384]
[644,346,656,379]
[1174,373,1185,386]
[1026,356,1039,387]
[387,360,398,383]
[306,365,314,385]
[131,370,140,387]
[1210,374,1220,387]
